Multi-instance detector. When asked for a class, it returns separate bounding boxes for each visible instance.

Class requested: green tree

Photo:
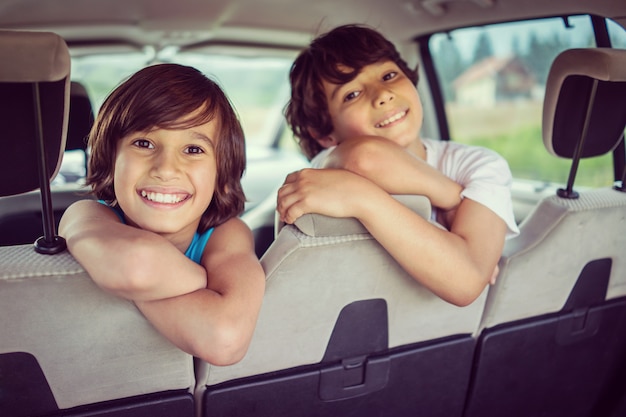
[472,31,494,64]
[522,31,570,86]
[435,37,466,101]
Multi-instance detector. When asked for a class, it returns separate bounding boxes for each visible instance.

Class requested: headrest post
[615,163,626,193]
[31,82,66,254]
[557,78,599,200]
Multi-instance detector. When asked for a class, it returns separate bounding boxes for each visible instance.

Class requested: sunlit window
[430,16,616,189]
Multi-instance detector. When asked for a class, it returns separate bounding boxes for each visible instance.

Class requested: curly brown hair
[87,63,246,232]
[284,24,419,160]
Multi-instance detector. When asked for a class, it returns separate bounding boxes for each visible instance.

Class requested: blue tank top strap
[97,199,212,264]
[185,227,215,264]
[98,200,125,223]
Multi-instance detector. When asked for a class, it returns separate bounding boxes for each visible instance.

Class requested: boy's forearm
[355,194,503,306]
[64,221,207,301]
[135,253,265,365]
[329,137,462,210]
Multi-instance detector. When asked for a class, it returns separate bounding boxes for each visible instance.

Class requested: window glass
[174,53,293,148]
[430,16,614,189]
[71,51,152,111]
[608,19,626,47]
[71,51,294,149]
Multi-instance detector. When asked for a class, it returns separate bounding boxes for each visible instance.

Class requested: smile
[375,110,407,128]
[140,190,189,204]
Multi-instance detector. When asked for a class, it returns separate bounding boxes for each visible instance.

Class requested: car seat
[197,195,490,417]
[464,48,626,417]
[0,30,195,417]
[0,80,94,247]
[65,80,93,176]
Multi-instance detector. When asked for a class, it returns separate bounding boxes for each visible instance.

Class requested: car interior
[1,0,625,416]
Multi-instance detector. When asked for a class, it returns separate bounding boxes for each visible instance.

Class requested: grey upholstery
[198,195,488,416]
[0,30,69,197]
[482,188,626,327]
[0,79,94,247]
[542,48,626,160]
[290,194,433,237]
[465,48,626,417]
[481,47,626,329]
[0,30,194,415]
[0,245,194,409]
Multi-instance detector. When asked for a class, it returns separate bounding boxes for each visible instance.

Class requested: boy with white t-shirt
[277,24,519,307]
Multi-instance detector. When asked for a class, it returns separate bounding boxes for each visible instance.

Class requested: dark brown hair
[87,63,246,232]
[285,24,419,160]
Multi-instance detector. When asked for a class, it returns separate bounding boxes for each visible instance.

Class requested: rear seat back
[0,30,195,416]
[1,246,195,415]
[465,48,626,417]
[197,195,489,417]
[0,78,94,247]
[66,80,93,174]
[0,30,68,197]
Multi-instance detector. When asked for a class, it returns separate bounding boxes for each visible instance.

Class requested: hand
[276,168,381,224]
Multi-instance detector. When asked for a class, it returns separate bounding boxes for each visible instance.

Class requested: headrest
[543,48,626,159]
[0,30,70,82]
[0,30,71,196]
[66,81,94,152]
[292,194,431,237]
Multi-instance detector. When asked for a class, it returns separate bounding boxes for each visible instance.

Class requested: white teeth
[141,190,185,204]
[377,111,406,127]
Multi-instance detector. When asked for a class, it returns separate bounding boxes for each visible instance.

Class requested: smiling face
[322,60,425,156]
[113,112,219,249]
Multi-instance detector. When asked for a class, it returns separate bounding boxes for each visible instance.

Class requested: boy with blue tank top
[60,64,265,365]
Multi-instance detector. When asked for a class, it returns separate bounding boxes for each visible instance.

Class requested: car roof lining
[1,0,624,49]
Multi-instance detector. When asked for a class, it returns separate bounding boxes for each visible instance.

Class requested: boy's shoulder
[423,138,510,178]
[309,146,336,168]
[423,138,503,163]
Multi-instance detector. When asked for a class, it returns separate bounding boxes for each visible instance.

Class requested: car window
[608,18,626,47]
[71,49,295,147]
[429,15,616,190]
[174,52,294,148]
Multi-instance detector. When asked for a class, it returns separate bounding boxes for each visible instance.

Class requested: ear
[315,135,338,148]
[308,127,338,149]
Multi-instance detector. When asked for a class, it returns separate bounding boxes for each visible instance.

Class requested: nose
[372,85,394,107]
[151,149,180,181]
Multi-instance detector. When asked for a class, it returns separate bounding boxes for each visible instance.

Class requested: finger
[276,187,301,224]
[283,169,306,185]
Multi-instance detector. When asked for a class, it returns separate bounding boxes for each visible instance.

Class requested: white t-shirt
[310,138,520,239]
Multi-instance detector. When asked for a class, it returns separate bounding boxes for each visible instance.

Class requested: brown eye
[133,139,153,149]
[185,145,204,154]
[344,90,360,102]
[383,71,398,81]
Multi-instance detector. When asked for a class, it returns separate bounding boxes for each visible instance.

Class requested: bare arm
[277,168,506,306]
[59,199,207,301]
[134,218,265,365]
[357,189,506,305]
[324,136,463,212]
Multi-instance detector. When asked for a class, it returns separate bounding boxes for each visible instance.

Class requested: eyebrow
[190,131,215,148]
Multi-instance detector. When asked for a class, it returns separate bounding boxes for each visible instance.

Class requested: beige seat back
[0,80,94,247]
[483,48,626,326]
[0,30,195,417]
[198,195,490,417]
[465,48,626,417]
